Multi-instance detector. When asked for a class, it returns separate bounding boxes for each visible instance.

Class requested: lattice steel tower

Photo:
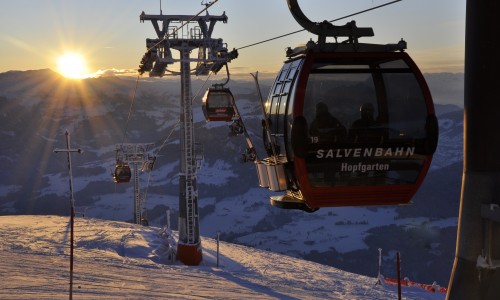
[138,6,237,265]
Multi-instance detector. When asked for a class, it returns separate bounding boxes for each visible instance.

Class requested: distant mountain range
[0,69,464,286]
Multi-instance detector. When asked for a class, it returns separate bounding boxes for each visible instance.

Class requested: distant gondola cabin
[113,163,131,183]
[202,87,235,122]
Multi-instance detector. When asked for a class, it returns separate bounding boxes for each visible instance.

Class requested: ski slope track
[0,215,445,299]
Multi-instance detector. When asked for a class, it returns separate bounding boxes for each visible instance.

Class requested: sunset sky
[0,0,465,80]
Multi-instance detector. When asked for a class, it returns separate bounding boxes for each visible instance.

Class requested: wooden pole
[397,252,402,300]
[54,130,82,300]
[216,232,220,268]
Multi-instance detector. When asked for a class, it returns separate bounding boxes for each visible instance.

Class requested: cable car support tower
[138,5,237,265]
[115,143,155,225]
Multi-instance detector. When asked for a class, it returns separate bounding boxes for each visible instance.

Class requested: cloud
[92,68,138,77]
[410,45,465,73]
[89,67,279,83]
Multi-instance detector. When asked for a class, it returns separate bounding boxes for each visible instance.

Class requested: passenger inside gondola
[349,102,386,145]
[351,103,376,128]
[309,102,346,143]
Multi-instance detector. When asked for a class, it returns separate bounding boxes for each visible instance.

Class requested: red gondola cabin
[113,163,132,183]
[258,47,438,211]
[202,87,235,122]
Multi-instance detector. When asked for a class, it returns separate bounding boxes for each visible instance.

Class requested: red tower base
[176,242,203,265]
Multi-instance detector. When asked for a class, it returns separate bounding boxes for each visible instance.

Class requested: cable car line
[192,70,214,105]
[142,121,181,212]
[155,122,181,157]
[235,0,403,51]
[120,73,141,145]
[112,72,143,184]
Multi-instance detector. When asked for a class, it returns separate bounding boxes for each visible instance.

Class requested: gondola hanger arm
[287,0,374,44]
[220,63,231,87]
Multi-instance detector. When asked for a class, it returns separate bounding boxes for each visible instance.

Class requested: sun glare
[56,53,89,79]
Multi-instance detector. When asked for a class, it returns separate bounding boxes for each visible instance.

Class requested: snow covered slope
[0,215,445,299]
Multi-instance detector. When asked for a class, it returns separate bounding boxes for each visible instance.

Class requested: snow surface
[0,215,446,299]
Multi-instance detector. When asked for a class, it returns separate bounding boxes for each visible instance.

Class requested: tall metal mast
[138,6,237,265]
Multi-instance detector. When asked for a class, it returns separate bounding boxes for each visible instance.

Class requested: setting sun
[56,53,89,79]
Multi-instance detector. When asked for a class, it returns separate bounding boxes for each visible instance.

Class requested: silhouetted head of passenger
[360,103,375,121]
[316,102,329,115]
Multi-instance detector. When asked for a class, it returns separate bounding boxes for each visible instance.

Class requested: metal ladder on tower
[182,61,196,244]
[133,162,141,224]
